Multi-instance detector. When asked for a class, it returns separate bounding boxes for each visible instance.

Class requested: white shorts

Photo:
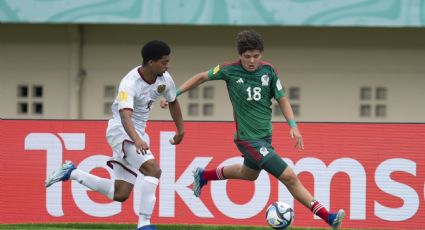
[106,128,155,184]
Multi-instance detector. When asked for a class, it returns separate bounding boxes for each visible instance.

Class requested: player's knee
[152,167,162,178]
[140,160,162,178]
[280,168,299,187]
[114,192,130,202]
[143,166,162,178]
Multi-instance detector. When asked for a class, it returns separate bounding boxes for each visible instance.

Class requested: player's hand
[135,139,150,155]
[169,131,184,145]
[290,127,304,150]
[160,98,169,109]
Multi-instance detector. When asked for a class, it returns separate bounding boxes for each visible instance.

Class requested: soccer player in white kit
[45,40,184,230]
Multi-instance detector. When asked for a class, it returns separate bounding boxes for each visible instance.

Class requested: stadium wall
[1,120,424,229]
[1,24,425,122]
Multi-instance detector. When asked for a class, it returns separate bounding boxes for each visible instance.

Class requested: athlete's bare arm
[168,98,184,145]
[120,109,150,154]
[160,71,209,109]
[178,71,210,94]
[277,96,304,150]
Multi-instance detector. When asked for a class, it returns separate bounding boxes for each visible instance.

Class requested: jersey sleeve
[207,64,227,81]
[271,71,286,101]
[117,77,135,111]
[164,73,177,102]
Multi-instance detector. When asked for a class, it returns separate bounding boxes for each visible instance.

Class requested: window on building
[104,85,116,98]
[275,103,299,117]
[32,102,43,115]
[289,87,300,100]
[285,86,301,118]
[375,104,386,117]
[186,86,215,117]
[18,85,28,98]
[359,86,388,118]
[203,86,214,99]
[104,102,113,115]
[360,104,371,117]
[102,85,116,115]
[17,84,44,116]
[360,87,372,100]
[188,103,199,116]
[188,88,199,99]
[376,87,387,100]
[203,103,214,116]
[274,104,282,116]
[32,85,43,98]
[291,104,300,117]
[17,102,28,114]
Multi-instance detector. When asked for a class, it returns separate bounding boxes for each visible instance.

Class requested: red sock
[201,167,225,181]
[310,200,329,223]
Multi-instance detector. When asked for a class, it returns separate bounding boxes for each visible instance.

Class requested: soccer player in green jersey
[163,30,344,229]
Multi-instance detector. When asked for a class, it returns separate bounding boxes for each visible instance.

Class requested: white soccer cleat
[45,161,76,188]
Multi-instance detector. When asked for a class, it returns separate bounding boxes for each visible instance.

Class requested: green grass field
[0,223,332,230]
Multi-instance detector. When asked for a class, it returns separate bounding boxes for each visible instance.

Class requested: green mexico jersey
[208,60,285,140]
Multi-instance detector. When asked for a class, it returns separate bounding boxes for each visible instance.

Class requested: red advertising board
[1,120,424,229]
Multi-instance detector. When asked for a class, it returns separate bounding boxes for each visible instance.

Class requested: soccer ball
[265,201,294,229]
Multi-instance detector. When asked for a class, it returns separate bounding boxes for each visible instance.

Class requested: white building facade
[1,1,424,122]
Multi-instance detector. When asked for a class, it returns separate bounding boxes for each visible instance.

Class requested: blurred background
[1,0,424,122]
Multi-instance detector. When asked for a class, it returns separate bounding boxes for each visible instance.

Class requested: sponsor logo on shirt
[118,91,128,102]
[157,84,166,94]
[213,65,220,75]
[261,75,269,86]
[236,78,244,84]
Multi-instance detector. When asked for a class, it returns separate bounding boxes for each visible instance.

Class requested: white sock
[70,169,114,200]
[137,176,159,228]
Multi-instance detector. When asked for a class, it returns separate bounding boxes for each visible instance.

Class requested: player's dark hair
[141,40,171,65]
[235,30,264,55]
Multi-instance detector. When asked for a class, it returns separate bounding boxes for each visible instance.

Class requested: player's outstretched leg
[192,167,207,197]
[328,209,345,229]
[45,161,76,187]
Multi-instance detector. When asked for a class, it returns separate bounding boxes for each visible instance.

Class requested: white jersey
[106,66,176,146]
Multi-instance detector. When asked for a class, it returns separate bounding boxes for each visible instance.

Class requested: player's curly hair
[235,30,264,55]
[141,40,171,65]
